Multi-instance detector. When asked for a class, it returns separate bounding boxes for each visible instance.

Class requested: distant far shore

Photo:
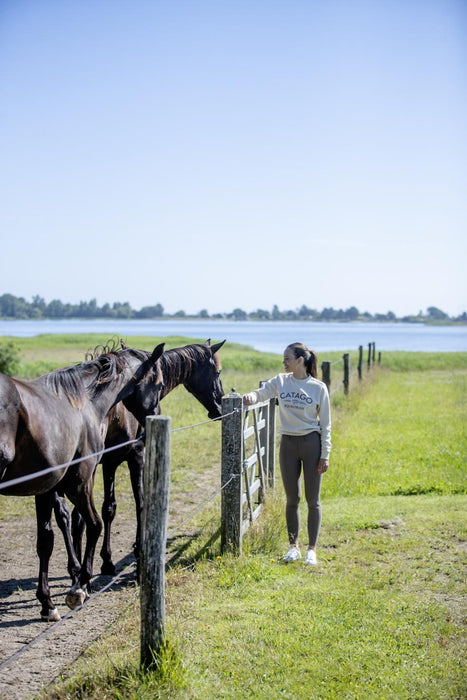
[0,294,464,325]
[1,316,466,326]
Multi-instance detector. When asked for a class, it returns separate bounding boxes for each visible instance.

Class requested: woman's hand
[243,393,255,405]
[317,458,329,474]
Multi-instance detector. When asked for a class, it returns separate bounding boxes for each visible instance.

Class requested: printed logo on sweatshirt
[280,391,314,405]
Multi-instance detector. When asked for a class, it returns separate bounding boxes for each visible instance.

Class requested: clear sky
[1,0,466,317]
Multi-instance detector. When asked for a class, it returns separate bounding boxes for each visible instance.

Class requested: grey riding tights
[279,431,322,547]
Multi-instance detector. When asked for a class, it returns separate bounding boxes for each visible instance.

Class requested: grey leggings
[279,431,322,547]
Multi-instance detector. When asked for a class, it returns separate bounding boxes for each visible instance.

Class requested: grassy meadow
[0,335,465,698]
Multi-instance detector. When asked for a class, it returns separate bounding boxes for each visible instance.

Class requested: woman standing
[243,342,331,565]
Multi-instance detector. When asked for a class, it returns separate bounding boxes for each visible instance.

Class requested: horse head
[183,339,226,420]
[118,343,165,424]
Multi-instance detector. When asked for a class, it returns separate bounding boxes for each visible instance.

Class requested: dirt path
[0,465,218,700]
[0,507,139,700]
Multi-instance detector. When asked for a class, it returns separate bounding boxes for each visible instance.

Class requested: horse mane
[159,343,219,394]
[43,343,143,408]
[84,339,122,362]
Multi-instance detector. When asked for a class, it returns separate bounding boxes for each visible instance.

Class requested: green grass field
[1,337,465,699]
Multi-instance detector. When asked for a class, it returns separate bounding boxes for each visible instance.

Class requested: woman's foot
[305,549,317,566]
[283,546,301,562]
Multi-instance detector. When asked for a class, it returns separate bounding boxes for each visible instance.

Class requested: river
[0,319,466,354]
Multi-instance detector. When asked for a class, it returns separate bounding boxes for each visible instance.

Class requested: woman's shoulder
[266,372,291,381]
[307,375,327,389]
[264,372,293,389]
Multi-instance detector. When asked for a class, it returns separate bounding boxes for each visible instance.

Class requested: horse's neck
[161,352,192,398]
[92,362,140,420]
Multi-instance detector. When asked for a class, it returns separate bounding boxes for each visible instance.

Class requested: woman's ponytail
[287,342,318,378]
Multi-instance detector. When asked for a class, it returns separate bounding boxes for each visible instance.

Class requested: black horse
[0,343,164,621]
[72,339,225,575]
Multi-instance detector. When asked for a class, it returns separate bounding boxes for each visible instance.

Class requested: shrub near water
[0,340,20,375]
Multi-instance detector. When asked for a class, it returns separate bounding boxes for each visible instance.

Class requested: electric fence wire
[0,409,238,492]
[0,412,239,671]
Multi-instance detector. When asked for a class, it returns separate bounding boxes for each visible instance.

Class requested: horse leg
[71,505,85,562]
[99,459,118,575]
[35,492,60,622]
[65,476,103,610]
[127,441,145,579]
[52,491,81,587]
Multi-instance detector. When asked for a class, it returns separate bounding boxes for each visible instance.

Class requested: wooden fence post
[372,342,376,363]
[140,415,171,670]
[267,398,276,488]
[367,343,372,370]
[343,353,350,395]
[221,393,243,554]
[260,381,276,488]
[321,361,331,392]
[358,345,363,380]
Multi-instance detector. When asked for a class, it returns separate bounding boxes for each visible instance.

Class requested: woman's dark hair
[287,342,318,378]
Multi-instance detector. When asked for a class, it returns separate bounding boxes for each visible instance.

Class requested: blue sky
[1,0,466,317]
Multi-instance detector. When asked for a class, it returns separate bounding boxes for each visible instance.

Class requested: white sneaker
[283,546,301,562]
[305,549,317,566]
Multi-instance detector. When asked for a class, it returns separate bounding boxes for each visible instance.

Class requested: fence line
[140,404,275,669]
[0,410,235,493]
[171,409,237,433]
[0,342,380,492]
[167,474,238,539]
[139,339,381,669]
[0,437,234,673]
[220,392,276,554]
[0,437,141,491]
[1,340,381,672]
[322,342,381,396]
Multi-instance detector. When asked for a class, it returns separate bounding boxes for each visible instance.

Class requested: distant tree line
[0,294,465,324]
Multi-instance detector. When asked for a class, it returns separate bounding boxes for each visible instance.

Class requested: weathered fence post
[267,398,276,487]
[321,361,331,392]
[367,343,372,370]
[343,353,350,395]
[372,342,376,363]
[358,345,363,380]
[140,415,171,671]
[221,393,243,554]
[260,381,276,488]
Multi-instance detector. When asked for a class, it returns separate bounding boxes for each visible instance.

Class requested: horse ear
[210,339,226,355]
[204,339,211,347]
[151,343,165,362]
[120,339,129,349]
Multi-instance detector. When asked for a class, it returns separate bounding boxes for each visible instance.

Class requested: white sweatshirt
[245,373,331,459]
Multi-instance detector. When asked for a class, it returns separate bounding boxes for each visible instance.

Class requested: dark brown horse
[72,339,226,576]
[0,343,164,621]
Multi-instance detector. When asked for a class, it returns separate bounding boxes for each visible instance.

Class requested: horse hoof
[41,608,60,622]
[65,587,89,610]
[101,562,116,576]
